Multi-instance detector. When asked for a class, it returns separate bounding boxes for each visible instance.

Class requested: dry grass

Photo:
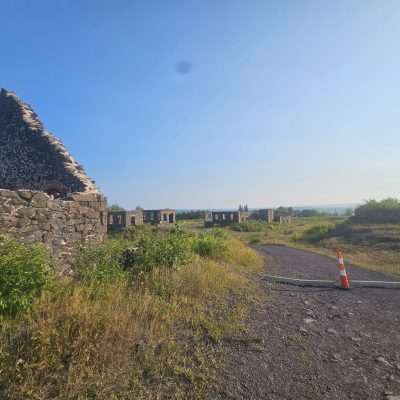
[0,236,264,399]
[232,217,400,276]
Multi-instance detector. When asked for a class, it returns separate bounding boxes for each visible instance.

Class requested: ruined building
[204,210,249,227]
[108,210,144,231]
[0,89,107,270]
[108,209,176,231]
[143,209,176,225]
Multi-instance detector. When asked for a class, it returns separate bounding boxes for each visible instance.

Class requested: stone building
[0,89,107,270]
[204,211,249,227]
[107,209,176,231]
[108,210,144,231]
[254,209,274,223]
[143,209,176,225]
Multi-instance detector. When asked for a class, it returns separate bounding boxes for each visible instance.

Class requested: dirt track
[213,245,400,400]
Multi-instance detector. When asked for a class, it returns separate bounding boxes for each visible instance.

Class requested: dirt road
[214,245,400,400]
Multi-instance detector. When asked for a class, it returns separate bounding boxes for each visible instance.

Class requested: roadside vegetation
[0,226,263,400]
[229,200,400,276]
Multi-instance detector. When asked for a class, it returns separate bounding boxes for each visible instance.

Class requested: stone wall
[0,189,107,271]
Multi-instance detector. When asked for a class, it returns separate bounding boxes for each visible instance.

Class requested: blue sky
[1,0,399,209]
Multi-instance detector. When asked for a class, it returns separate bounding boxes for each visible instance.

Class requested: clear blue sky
[1,0,399,209]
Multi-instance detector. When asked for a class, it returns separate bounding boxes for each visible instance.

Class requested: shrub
[302,225,333,243]
[0,235,52,317]
[74,238,129,286]
[132,226,193,273]
[76,226,194,284]
[352,198,400,223]
[192,231,230,261]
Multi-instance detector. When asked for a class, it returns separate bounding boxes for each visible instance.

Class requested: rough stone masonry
[0,89,107,271]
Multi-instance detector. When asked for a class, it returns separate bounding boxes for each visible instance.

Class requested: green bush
[192,231,230,261]
[0,235,52,317]
[302,225,332,243]
[74,238,129,286]
[133,226,193,273]
[352,198,400,223]
[76,226,194,282]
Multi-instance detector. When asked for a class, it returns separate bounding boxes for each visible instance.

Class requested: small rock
[396,363,400,371]
[344,312,354,317]
[303,300,310,305]
[329,305,338,310]
[356,300,363,304]
[351,337,361,342]
[327,328,338,335]
[376,356,392,367]
[305,309,314,317]
[299,327,308,335]
[385,395,400,400]
[304,318,316,324]
[331,353,342,362]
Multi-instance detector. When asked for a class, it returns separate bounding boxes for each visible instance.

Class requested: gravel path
[213,245,400,400]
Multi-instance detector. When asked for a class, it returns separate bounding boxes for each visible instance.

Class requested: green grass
[0,226,264,400]
[228,216,400,276]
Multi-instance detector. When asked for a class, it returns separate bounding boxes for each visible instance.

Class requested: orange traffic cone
[336,249,350,289]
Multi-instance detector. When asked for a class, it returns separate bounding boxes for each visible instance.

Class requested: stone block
[17,190,33,201]
[18,207,36,218]
[31,192,50,208]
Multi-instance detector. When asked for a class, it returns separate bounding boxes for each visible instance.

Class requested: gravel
[211,245,400,400]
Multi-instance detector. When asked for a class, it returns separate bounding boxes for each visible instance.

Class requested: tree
[344,208,353,217]
[275,207,294,217]
[108,204,125,211]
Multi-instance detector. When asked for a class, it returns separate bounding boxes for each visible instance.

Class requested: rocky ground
[212,245,400,400]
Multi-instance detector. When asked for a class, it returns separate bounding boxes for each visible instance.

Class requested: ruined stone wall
[0,189,107,271]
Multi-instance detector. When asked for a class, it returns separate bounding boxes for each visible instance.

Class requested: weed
[0,235,52,318]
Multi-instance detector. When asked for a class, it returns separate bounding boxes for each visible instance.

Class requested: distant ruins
[108,209,176,231]
[0,89,107,270]
[204,208,292,227]
[205,210,249,227]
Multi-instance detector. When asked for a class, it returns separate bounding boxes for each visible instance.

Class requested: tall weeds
[0,226,263,399]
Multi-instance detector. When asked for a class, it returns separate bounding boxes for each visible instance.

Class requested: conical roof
[0,89,98,196]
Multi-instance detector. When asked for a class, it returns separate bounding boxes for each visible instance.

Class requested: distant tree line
[176,210,206,221]
[108,204,125,211]
[274,206,353,218]
[352,198,400,224]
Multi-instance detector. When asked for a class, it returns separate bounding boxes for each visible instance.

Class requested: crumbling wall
[0,189,107,271]
[0,88,108,271]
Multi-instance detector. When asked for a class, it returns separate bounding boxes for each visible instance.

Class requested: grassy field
[225,217,400,276]
[0,227,264,400]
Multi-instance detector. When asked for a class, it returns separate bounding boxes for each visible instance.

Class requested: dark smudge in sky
[176,61,192,75]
